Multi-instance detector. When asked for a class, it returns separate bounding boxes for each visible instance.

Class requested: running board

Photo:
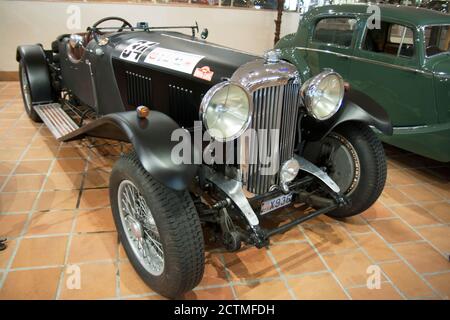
[34,103,79,140]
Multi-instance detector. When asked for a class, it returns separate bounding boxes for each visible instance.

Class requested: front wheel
[303,122,387,218]
[110,152,205,298]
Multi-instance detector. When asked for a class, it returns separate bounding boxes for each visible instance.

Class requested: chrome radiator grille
[243,80,301,195]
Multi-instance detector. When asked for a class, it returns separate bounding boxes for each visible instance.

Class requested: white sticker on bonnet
[144,47,204,74]
[119,40,157,63]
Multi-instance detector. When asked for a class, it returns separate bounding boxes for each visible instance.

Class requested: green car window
[313,17,357,47]
[425,25,450,57]
[362,21,414,58]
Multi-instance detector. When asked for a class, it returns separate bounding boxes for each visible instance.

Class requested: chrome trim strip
[231,59,300,92]
[393,125,429,131]
[434,72,450,79]
[295,46,434,76]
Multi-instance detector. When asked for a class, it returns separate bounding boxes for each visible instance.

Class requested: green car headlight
[200,82,252,142]
[301,71,344,121]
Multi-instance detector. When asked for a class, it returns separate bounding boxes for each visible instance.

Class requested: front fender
[303,88,393,141]
[61,111,199,191]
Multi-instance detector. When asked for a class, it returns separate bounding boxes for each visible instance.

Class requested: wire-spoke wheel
[110,152,205,298]
[118,180,164,276]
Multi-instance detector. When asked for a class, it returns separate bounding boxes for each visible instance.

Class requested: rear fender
[61,111,199,191]
[16,45,54,104]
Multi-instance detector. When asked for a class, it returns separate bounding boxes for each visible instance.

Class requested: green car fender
[276,38,312,82]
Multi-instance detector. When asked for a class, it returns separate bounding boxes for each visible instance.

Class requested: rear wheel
[303,122,386,218]
[110,152,205,298]
[19,63,42,122]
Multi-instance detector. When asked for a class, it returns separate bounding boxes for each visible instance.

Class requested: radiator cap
[263,49,281,64]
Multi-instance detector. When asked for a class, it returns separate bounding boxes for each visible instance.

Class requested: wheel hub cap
[127,215,143,240]
[324,133,360,195]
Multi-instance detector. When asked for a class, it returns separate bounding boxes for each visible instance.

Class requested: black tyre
[303,122,386,218]
[110,152,205,298]
[19,63,42,122]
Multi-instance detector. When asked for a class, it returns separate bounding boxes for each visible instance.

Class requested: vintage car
[17,16,391,298]
[276,4,450,162]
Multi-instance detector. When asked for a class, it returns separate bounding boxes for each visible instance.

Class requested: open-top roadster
[17,17,391,298]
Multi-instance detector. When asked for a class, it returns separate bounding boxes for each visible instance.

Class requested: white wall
[0,0,301,71]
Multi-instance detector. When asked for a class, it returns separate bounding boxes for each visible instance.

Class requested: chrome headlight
[280,158,300,184]
[200,82,252,142]
[301,71,344,121]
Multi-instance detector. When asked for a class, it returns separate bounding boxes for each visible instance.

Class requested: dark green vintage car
[276,4,450,162]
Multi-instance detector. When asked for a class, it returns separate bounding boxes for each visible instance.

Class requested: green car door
[348,19,437,127]
[298,15,358,79]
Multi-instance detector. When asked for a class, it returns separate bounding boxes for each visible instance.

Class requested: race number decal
[120,40,156,63]
[144,47,204,74]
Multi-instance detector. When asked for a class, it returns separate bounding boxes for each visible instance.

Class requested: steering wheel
[89,16,134,42]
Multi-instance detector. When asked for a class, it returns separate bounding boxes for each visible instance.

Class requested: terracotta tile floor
[0,81,449,300]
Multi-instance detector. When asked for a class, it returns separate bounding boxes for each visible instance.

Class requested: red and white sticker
[144,47,204,74]
[193,66,214,81]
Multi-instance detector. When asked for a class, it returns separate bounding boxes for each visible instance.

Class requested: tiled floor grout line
[116,270,340,300]
[317,245,383,257]
[380,193,450,261]
[345,280,391,290]
[265,249,297,300]
[0,103,27,190]
[338,222,408,300]
[297,225,352,300]
[381,199,449,208]
[269,239,309,246]
[361,210,444,299]
[1,228,115,242]
[218,254,239,300]
[414,222,450,230]
[382,190,449,226]
[0,204,111,216]
[0,110,39,193]
[416,201,450,226]
[115,236,121,299]
[54,152,90,300]
[0,186,110,194]
[8,258,120,272]
[0,124,60,290]
[4,156,97,162]
[385,180,449,187]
